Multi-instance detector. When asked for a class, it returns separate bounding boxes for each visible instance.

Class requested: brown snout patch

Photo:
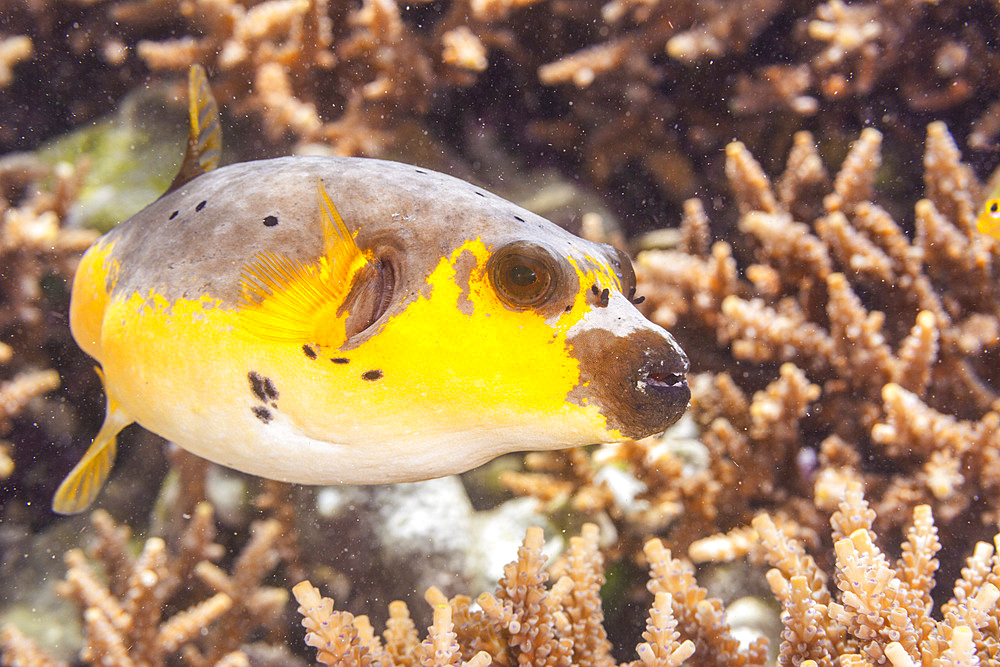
[568,327,690,439]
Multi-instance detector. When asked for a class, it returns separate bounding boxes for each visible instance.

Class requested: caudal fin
[52,373,133,514]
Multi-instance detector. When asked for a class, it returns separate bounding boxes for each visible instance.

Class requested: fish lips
[570,326,690,440]
[636,352,691,413]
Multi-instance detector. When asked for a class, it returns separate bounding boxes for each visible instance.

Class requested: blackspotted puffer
[53,66,689,513]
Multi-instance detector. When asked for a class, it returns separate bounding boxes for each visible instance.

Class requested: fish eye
[489,242,557,308]
[508,263,537,287]
[990,199,1000,214]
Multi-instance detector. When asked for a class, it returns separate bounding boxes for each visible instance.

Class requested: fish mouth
[636,356,690,411]
[569,326,691,439]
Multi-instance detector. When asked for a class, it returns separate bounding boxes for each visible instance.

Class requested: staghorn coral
[5,486,1000,667]
[754,482,1000,667]
[0,504,288,667]
[632,122,999,547]
[0,367,60,478]
[292,524,752,667]
[0,155,95,346]
[0,153,97,486]
[0,35,32,88]
[292,503,1000,667]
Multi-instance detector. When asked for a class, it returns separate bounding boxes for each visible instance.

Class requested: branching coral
[0,504,288,667]
[755,482,1000,667]
[6,0,1000,234]
[0,367,60,478]
[0,154,97,483]
[0,35,32,88]
[293,499,1000,667]
[292,524,761,667]
[635,122,999,544]
[6,489,999,667]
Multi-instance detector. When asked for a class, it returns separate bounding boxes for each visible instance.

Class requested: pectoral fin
[52,372,133,514]
[237,181,379,348]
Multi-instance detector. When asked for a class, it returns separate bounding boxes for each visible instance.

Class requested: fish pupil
[488,242,557,309]
[509,264,537,287]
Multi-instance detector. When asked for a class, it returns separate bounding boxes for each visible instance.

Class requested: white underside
[141,400,594,486]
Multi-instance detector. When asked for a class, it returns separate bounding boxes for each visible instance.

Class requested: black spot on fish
[252,406,272,423]
[331,357,349,364]
[565,305,572,312]
[302,344,317,359]
[248,371,278,402]
[514,215,525,222]
[414,168,428,175]
[196,200,207,212]
[263,215,278,227]
[169,210,179,220]
[590,284,610,307]
[475,191,486,198]
[628,286,645,305]
[362,369,383,381]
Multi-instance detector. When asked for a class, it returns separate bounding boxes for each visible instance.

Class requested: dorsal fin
[237,181,372,348]
[166,64,222,194]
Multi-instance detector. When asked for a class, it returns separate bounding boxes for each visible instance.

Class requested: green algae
[38,83,186,233]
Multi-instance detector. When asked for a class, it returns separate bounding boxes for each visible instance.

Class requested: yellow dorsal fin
[166,64,222,194]
[238,181,370,348]
[52,369,134,514]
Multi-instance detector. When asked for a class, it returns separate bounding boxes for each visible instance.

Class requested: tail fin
[52,371,133,514]
[166,64,222,194]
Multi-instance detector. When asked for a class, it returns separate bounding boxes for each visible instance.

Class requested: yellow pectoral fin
[237,181,372,347]
[52,386,133,515]
[317,179,369,286]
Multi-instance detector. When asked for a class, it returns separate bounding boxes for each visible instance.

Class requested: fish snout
[618,329,690,438]
[570,320,690,440]
[636,341,690,410]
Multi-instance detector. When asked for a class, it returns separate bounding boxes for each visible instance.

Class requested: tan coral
[0,505,288,667]
[295,524,734,667]
[0,35,33,87]
[631,122,999,551]
[0,155,96,481]
[751,484,1000,666]
[0,369,60,432]
[441,27,488,73]
[0,624,68,667]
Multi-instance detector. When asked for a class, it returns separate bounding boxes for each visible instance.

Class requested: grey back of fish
[103,157,606,308]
